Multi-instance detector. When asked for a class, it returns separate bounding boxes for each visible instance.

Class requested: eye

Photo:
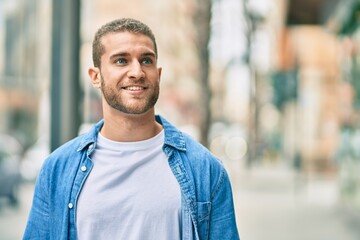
[141,58,153,65]
[115,58,127,64]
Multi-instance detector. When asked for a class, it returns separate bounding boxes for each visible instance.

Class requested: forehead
[100,31,155,56]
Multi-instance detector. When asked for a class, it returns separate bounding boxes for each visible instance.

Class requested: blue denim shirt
[23,115,240,240]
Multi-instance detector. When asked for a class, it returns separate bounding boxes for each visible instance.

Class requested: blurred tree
[337,0,360,35]
[329,0,360,108]
[192,0,212,147]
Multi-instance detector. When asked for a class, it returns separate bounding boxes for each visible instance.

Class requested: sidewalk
[0,182,33,240]
[229,164,360,240]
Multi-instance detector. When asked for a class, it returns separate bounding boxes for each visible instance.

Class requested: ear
[88,67,101,88]
[157,67,162,82]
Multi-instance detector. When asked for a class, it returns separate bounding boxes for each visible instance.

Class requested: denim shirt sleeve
[23,165,50,239]
[208,168,240,240]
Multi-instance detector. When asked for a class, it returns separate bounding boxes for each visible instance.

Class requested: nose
[127,61,145,79]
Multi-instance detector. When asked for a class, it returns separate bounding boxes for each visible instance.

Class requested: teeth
[126,86,144,91]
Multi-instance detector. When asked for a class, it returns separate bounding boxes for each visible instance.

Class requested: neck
[100,108,162,142]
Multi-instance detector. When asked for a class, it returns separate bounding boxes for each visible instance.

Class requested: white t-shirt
[76,130,181,240]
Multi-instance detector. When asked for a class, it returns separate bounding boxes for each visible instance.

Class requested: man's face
[95,31,161,115]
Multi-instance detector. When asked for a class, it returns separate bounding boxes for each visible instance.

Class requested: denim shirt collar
[76,115,187,153]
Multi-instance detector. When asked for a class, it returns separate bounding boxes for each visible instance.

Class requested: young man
[23,18,240,240]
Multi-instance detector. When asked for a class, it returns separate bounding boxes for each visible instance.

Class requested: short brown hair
[92,18,158,67]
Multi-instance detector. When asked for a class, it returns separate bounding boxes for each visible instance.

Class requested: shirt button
[68,203,73,209]
[81,166,87,172]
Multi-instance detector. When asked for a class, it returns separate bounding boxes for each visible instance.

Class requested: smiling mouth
[123,86,147,91]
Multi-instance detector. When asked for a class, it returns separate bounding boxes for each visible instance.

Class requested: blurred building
[259,0,343,173]
[261,0,360,210]
[0,0,51,149]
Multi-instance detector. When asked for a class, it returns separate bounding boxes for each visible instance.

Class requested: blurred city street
[1,0,360,239]
[0,182,33,240]
[233,165,360,240]
[1,164,360,240]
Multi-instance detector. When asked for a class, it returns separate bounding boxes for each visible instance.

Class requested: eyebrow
[141,52,156,58]
[109,52,129,61]
[109,51,156,60]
